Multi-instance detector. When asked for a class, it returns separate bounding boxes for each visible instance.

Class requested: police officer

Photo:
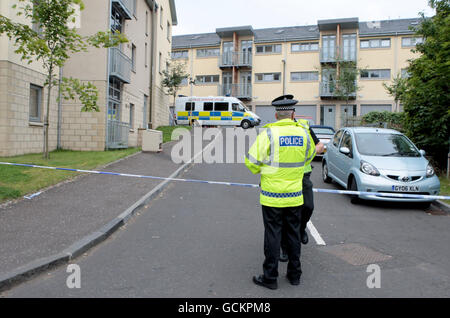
[245,95,316,290]
[280,115,324,261]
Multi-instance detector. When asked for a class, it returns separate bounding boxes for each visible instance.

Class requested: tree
[383,74,407,113]
[162,61,189,107]
[0,0,127,159]
[333,61,361,107]
[401,0,449,168]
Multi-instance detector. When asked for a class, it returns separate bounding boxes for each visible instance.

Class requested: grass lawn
[0,148,140,203]
[156,125,192,143]
[439,175,450,204]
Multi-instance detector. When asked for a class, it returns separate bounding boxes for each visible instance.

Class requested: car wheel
[349,177,360,204]
[322,162,332,183]
[241,120,251,130]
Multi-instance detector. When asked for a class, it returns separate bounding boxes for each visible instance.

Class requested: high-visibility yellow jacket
[245,119,316,208]
[296,119,313,174]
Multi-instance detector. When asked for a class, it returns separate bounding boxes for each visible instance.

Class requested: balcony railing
[219,52,252,68]
[340,48,357,62]
[107,120,129,149]
[109,47,132,84]
[112,0,135,20]
[219,83,252,99]
[320,81,356,98]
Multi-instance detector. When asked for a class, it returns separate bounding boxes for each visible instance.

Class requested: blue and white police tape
[1,161,449,201]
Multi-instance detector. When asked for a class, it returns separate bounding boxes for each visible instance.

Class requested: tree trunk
[43,72,53,159]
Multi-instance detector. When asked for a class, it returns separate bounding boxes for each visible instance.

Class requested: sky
[172,0,435,35]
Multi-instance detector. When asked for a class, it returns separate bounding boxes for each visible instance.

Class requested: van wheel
[241,120,251,129]
[349,177,360,204]
[322,161,332,183]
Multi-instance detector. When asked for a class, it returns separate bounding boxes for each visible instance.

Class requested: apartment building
[0,0,177,156]
[172,18,422,129]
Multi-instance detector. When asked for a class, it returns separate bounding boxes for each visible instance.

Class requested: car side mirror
[419,149,426,156]
[340,147,350,155]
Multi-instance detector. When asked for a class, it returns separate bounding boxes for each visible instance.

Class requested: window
[131,44,136,72]
[110,7,123,33]
[401,68,410,78]
[402,36,424,47]
[204,102,213,111]
[256,44,281,54]
[360,38,391,48]
[340,132,353,157]
[167,21,171,41]
[129,104,135,129]
[133,0,137,17]
[333,130,344,147]
[360,69,391,79]
[291,71,318,81]
[185,102,195,111]
[291,42,319,52]
[214,102,229,111]
[180,77,188,86]
[171,50,188,59]
[145,11,149,36]
[144,43,148,67]
[29,84,42,122]
[109,77,121,101]
[232,103,240,111]
[255,73,281,82]
[196,48,220,57]
[196,75,220,84]
[32,1,43,34]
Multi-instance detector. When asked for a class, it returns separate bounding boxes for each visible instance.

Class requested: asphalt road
[2,128,450,297]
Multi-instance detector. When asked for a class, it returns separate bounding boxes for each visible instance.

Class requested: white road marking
[307,221,326,246]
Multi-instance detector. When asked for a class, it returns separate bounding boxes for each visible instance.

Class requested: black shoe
[286,275,300,286]
[301,230,309,245]
[253,275,278,290]
[279,249,288,262]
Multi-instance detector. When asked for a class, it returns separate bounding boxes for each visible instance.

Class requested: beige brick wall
[151,84,170,129]
[60,80,107,151]
[0,60,58,157]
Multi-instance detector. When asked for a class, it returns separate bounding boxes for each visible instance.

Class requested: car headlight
[360,160,380,176]
[426,164,435,177]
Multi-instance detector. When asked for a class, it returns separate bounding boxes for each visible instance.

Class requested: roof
[216,26,254,38]
[359,18,422,37]
[172,17,423,50]
[348,127,402,134]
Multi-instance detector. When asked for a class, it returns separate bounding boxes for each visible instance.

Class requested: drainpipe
[282,58,286,95]
[105,0,112,149]
[57,66,63,149]
[148,0,158,129]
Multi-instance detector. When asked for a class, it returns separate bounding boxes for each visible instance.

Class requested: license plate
[392,185,420,192]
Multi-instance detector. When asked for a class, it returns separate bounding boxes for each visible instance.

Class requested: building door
[222,72,232,96]
[241,40,252,65]
[341,104,357,127]
[223,41,234,66]
[321,105,336,128]
[342,34,356,60]
[322,35,336,60]
[239,72,251,97]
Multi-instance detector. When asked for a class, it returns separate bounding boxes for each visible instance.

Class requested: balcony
[320,46,357,63]
[219,52,252,68]
[112,0,135,20]
[320,81,356,99]
[109,47,132,84]
[320,46,339,63]
[219,83,252,100]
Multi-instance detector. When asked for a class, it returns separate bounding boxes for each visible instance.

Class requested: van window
[204,102,213,111]
[185,102,195,111]
[232,103,240,111]
[214,102,229,111]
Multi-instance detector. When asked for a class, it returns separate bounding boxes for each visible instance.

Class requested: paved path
[3,152,450,297]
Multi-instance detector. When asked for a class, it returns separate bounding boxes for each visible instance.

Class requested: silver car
[322,127,441,205]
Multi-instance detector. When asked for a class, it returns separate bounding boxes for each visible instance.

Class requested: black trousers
[261,205,302,282]
[281,173,314,250]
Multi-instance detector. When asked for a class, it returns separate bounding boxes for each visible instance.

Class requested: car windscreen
[355,133,421,157]
[311,127,335,135]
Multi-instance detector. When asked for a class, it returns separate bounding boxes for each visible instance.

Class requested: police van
[174,96,261,129]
